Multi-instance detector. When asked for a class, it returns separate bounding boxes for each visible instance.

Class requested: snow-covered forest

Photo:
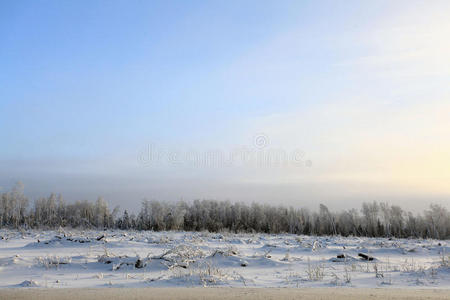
[1,183,449,239]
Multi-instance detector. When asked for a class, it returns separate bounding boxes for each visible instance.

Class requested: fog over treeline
[1,182,449,239]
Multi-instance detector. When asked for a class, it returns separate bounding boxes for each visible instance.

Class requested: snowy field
[0,229,448,289]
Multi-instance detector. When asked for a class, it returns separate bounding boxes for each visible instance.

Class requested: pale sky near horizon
[1,0,450,212]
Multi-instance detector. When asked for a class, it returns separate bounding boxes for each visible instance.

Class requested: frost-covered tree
[0,183,448,238]
[361,201,380,237]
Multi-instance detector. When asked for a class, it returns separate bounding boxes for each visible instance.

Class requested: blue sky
[1,1,450,211]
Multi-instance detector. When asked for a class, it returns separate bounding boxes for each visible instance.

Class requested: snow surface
[0,229,448,289]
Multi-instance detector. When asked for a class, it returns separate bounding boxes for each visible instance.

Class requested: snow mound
[19,280,39,287]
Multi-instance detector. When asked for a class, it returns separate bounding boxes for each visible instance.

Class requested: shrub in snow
[171,261,237,287]
[157,244,205,269]
[36,256,71,269]
[211,246,239,257]
[306,258,324,281]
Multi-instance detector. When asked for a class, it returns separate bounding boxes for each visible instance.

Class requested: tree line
[1,182,449,239]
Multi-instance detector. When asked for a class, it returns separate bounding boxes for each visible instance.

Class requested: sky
[1,0,450,212]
